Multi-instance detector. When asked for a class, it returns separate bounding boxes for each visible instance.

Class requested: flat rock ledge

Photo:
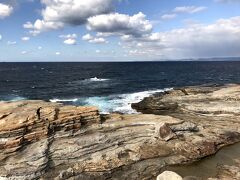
[0,84,240,179]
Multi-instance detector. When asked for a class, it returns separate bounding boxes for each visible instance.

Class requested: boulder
[157,171,183,180]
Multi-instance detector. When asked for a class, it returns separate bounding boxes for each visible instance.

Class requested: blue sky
[0,0,240,61]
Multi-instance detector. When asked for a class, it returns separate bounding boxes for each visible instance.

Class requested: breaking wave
[81,88,172,114]
[50,98,78,103]
[49,88,171,114]
[88,77,109,82]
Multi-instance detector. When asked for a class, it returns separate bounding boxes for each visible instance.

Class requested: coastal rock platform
[0,84,240,179]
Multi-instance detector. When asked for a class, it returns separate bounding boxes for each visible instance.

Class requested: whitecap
[50,98,78,103]
[89,77,109,82]
[69,77,110,86]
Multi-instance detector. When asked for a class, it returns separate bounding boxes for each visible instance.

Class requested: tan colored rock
[0,85,240,179]
[157,171,183,180]
[155,122,176,141]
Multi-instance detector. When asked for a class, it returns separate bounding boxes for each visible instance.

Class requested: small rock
[155,123,176,141]
[170,122,199,132]
[157,171,183,180]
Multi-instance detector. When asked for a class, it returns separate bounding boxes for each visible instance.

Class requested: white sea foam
[48,88,172,114]
[50,98,78,103]
[9,96,26,101]
[89,77,109,82]
[83,88,172,114]
[69,77,110,85]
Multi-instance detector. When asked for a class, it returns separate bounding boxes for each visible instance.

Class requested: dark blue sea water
[0,61,240,113]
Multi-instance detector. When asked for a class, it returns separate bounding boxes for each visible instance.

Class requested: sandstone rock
[0,84,240,179]
[213,160,240,180]
[157,171,183,180]
[170,122,199,133]
[155,123,176,141]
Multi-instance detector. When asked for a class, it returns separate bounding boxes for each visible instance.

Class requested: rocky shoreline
[0,84,240,179]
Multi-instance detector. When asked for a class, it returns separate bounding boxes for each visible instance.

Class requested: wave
[48,88,172,114]
[0,95,26,102]
[82,88,172,114]
[50,98,78,103]
[88,77,109,82]
[68,77,110,86]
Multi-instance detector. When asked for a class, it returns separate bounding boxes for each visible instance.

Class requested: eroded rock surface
[0,84,240,179]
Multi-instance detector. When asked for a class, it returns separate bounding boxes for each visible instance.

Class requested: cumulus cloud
[89,37,108,44]
[0,3,13,19]
[23,20,64,35]
[87,12,153,37]
[120,16,240,59]
[55,52,60,55]
[24,0,113,34]
[63,38,76,45]
[21,36,30,41]
[173,6,207,14]
[0,34,2,40]
[161,14,177,20]
[82,34,93,41]
[82,33,108,44]
[60,33,77,45]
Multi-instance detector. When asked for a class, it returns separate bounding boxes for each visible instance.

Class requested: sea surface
[0,61,240,114]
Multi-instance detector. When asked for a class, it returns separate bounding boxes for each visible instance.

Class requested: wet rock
[183,176,201,180]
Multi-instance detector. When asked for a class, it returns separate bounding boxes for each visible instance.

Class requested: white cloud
[38,46,42,50]
[161,14,177,20]
[0,3,13,19]
[21,51,27,54]
[82,34,93,41]
[96,50,101,53]
[60,33,77,45]
[87,12,153,37]
[96,32,114,37]
[21,36,30,41]
[63,38,76,45]
[89,37,108,44]
[0,34,2,40]
[55,52,60,55]
[173,6,207,14]
[23,21,33,28]
[7,41,17,45]
[24,0,113,34]
[120,16,240,59]
[59,33,77,39]
[82,33,108,44]
[24,20,64,35]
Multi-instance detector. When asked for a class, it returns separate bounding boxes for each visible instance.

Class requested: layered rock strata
[0,84,240,179]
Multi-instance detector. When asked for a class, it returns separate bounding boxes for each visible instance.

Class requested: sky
[0,0,240,62]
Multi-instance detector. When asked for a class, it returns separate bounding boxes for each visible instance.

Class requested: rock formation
[0,84,240,179]
[157,171,183,180]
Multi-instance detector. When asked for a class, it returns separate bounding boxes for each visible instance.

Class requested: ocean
[1,61,240,114]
